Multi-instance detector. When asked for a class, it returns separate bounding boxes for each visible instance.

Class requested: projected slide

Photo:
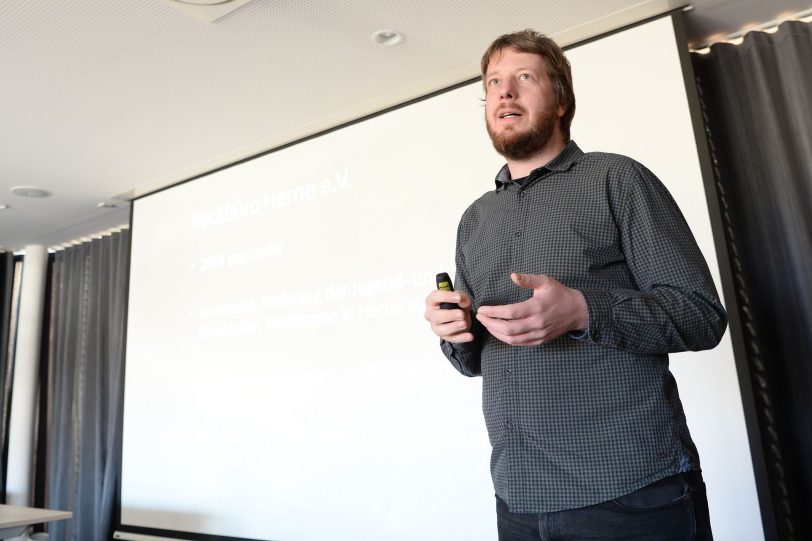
[121,15,762,541]
[123,82,499,541]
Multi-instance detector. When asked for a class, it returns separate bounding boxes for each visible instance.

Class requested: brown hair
[481,29,575,140]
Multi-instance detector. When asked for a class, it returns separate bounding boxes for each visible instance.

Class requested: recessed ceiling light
[0,204,10,210]
[97,201,120,209]
[10,186,51,198]
[163,0,251,23]
[371,29,404,47]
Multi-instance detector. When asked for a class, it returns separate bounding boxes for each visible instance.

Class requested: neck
[506,135,567,179]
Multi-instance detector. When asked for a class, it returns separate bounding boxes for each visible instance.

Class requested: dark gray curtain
[693,21,812,541]
[37,232,130,541]
[0,252,18,501]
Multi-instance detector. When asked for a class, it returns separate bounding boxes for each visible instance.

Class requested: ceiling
[1,0,809,252]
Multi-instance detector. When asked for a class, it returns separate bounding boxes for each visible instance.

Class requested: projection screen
[118,14,763,541]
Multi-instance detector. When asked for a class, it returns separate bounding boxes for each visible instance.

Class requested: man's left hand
[476,273,588,346]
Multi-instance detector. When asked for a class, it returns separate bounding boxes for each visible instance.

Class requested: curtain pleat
[0,252,17,500]
[692,20,812,541]
[40,231,130,541]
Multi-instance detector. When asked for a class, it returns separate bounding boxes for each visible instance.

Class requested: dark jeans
[496,471,713,541]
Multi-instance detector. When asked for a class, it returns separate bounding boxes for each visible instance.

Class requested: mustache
[495,105,525,116]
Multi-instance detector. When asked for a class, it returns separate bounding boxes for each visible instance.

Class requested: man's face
[484,48,564,161]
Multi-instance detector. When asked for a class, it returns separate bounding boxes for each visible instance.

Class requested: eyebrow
[486,65,537,78]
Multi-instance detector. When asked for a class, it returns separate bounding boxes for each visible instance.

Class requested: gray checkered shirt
[441,141,727,513]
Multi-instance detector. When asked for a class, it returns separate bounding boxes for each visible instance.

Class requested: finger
[426,289,459,308]
[455,291,473,309]
[486,328,544,346]
[476,312,537,336]
[433,318,472,340]
[476,298,535,320]
[426,307,468,325]
[442,331,475,344]
[425,289,473,310]
[511,272,551,290]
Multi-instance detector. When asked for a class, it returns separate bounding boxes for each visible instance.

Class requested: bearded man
[424,29,726,540]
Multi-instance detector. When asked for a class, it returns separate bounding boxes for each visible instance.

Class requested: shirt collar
[494,140,583,189]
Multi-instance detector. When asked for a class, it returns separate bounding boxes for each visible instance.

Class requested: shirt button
[505,368,512,376]
[514,231,521,237]
[507,421,515,429]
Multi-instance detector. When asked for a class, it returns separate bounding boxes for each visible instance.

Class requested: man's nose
[499,80,516,99]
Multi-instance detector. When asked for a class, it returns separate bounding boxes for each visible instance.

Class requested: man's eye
[519,73,531,81]
[488,78,499,86]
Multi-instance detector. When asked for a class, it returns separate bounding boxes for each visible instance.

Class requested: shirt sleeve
[440,339,482,377]
[439,209,484,377]
[575,161,727,354]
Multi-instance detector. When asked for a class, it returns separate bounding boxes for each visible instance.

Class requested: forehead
[486,48,547,74]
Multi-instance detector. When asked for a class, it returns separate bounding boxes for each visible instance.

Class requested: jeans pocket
[610,474,690,512]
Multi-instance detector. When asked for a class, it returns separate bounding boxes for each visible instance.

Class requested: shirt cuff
[572,289,614,343]
[441,339,480,376]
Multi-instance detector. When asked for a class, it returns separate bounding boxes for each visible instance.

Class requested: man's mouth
[498,111,522,119]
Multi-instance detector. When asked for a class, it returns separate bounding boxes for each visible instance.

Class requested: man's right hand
[424,289,474,343]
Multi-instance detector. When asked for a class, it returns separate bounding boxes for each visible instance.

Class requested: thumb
[511,272,550,290]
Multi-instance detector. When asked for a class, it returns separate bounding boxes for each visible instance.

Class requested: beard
[486,105,558,161]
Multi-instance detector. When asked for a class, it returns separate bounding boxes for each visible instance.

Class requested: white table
[0,505,71,540]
